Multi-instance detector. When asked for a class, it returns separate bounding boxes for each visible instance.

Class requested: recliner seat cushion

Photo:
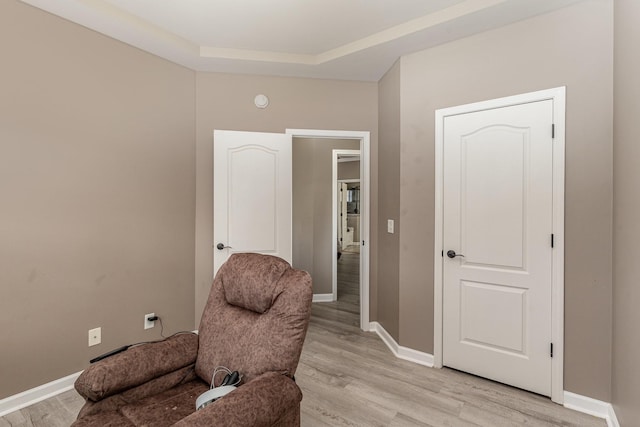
[119,380,208,427]
[69,411,135,427]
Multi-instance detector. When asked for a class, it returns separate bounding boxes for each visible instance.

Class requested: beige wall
[195,73,378,321]
[395,0,613,400]
[377,61,402,340]
[337,160,360,180]
[612,0,640,423]
[0,1,196,398]
[292,138,360,294]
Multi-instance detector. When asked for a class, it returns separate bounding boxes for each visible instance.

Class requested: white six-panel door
[442,100,554,396]
[213,130,292,275]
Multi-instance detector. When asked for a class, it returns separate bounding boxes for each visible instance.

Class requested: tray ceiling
[21,0,583,81]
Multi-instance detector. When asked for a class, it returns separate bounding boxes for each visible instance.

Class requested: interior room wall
[195,73,378,322]
[0,0,196,399]
[377,61,402,341]
[292,138,359,294]
[337,160,360,180]
[612,0,640,423]
[395,0,613,400]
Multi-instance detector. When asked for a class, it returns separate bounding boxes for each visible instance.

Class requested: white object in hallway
[343,227,354,247]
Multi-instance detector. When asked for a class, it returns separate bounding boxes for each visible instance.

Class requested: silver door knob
[216,243,232,250]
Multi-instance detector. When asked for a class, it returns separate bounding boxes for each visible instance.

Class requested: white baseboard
[564,391,620,427]
[312,293,334,303]
[369,321,434,367]
[0,371,82,417]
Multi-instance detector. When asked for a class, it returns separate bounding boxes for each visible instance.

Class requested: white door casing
[213,130,292,275]
[434,87,566,403]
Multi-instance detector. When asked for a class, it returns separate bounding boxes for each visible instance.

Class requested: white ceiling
[21,0,583,81]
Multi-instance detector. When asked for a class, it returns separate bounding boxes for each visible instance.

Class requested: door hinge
[339,237,342,242]
[550,343,554,358]
[552,124,555,139]
[551,233,554,248]
[442,250,444,257]
[362,240,365,246]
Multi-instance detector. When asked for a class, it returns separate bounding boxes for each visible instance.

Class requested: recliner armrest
[75,333,198,401]
[174,372,302,427]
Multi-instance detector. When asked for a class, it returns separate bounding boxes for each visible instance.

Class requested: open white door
[213,130,292,275]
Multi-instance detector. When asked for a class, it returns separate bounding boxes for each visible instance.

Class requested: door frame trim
[287,129,371,332]
[433,87,566,403]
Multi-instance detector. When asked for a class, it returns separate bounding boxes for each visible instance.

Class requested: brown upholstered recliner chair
[71,253,312,426]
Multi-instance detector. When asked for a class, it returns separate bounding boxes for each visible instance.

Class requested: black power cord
[90,313,194,364]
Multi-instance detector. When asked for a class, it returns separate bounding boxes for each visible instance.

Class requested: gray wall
[292,139,360,294]
[338,160,360,181]
[612,0,640,423]
[377,61,402,340]
[194,73,378,322]
[389,0,613,400]
[0,0,196,398]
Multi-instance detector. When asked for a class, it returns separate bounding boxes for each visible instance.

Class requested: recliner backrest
[195,253,312,386]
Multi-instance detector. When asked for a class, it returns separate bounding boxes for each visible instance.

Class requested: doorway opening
[334,150,361,319]
[287,129,370,331]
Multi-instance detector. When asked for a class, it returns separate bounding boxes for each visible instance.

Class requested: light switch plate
[387,219,394,234]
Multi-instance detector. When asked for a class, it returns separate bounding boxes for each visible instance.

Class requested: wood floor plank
[389,412,433,427]
[0,410,34,427]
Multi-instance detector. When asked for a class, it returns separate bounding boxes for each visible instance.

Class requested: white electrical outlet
[88,327,101,347]
[387,219,395,234]
[144,313,155,330]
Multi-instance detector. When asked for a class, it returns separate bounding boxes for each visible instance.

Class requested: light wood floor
[0,389,83,427]
[299,253,604,426]
[321,251,360,322]
[1,256,605,426]
[298,304,605,426]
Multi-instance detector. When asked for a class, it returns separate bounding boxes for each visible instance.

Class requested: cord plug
[220,371,240,386]
[147,315,159,322]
